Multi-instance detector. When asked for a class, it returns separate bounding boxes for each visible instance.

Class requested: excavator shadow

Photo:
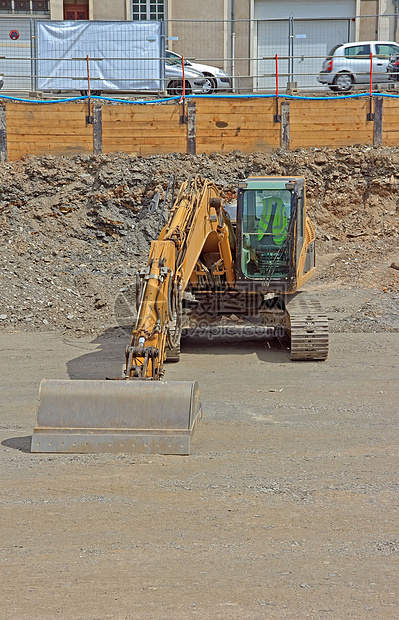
[66,327,128,380]
[180,329,290,364]
[64,325,290,383]
[2,436,32,453]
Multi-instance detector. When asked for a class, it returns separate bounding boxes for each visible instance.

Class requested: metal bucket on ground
[31,379,202,455]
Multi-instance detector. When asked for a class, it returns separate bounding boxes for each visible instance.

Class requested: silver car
[165,58,205,96]
[318,41,399,92]
[166,50,231,94]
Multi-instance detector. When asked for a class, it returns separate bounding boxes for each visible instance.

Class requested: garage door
[255,0,355,90]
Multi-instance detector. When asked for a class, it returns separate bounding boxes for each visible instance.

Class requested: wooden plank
[381,108,399,116]
[195,129,281,138]
[196,104,275,111]
[196,100,275,108]
[8,128,94,136]
[102,144,187,155]
[102,138,187,146]
[380,98,399,107]
[7,143,93,151]
[102,107,181,118]
[6,109,87,117]
[6,103,87,111]
[103,128,278,138]
[196,108,275,117]
[102,128,186,138]
[291,130,373,139]
[290,105,368,112]
[6,112,89,121]
[196,143,277,155]
[197,136,280,146]
[381,134,399,145]
[196,105,275,113]
[6,107,87,118]
[102,113,182,122]
[289,100,368,107]
[196,117,278,127]
[102,118,184,125]
[290,115,372,123]
[290,123,371,132]
[7,138,92,146]
[290,136,373,147]
[101,124,186,133]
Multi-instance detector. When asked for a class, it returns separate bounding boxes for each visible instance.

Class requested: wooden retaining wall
[1,96,398,161]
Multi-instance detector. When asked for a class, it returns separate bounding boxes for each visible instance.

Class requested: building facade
[1,0,398,92]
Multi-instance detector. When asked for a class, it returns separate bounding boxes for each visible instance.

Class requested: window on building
[0,0,49,12]
[63,1,88,20]
[132,0,165,21]
[0,0,12,12]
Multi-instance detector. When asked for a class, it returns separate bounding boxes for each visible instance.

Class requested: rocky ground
[0,146,398,336]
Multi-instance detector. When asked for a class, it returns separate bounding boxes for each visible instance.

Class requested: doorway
[63,1,88,20]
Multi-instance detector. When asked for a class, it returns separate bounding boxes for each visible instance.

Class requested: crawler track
[285,293,329,360]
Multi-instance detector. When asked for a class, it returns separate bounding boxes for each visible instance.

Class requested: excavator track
[284,293,329,361]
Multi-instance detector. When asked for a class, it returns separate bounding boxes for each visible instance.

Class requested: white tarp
[37,20,164,91]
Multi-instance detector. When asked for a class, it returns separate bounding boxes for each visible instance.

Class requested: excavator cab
[236,177,310,291]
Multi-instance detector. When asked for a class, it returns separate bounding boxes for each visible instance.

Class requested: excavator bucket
[31,379,202,455]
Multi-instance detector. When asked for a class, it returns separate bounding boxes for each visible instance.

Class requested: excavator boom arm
[126,177,234,379]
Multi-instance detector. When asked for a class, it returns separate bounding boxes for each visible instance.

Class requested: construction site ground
[0,147,398,619]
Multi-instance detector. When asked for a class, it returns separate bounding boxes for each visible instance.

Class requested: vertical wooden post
[93,105,102,155]
[281,101,290,151]
[374,96,383,147]
[0,104,7,162]
[187,100,196,155]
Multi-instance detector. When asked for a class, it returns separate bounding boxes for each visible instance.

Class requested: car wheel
[80,90,102,96]
[167,80,192,97]
[202,73,217,94]
[333,73,353,92]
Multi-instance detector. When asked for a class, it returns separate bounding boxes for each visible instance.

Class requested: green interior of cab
[241,188,292,279]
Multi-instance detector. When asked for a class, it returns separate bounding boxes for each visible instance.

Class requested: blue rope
[0,94,87,103]
[2,91,399,104]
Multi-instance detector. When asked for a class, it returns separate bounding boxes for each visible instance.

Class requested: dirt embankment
[0,146,398,335]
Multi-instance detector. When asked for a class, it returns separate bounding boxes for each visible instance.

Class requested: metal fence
[0,14,398,95]
[0,18,35,91]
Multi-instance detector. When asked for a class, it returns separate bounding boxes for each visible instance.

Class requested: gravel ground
[0,330,398,619]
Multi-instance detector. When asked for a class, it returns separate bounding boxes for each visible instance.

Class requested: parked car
[166,50,231,94]
[318,41,399,92]
[80,60,206,97]
[165,58,206,96]
[386,53,399,81]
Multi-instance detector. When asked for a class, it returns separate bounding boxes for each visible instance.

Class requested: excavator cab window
[241,188,292,279]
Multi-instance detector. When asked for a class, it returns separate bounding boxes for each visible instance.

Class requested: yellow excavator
[32,176,328,455]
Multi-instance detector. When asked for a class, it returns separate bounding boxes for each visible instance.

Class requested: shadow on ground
[64,325,291,382]
[2,435,32,453]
